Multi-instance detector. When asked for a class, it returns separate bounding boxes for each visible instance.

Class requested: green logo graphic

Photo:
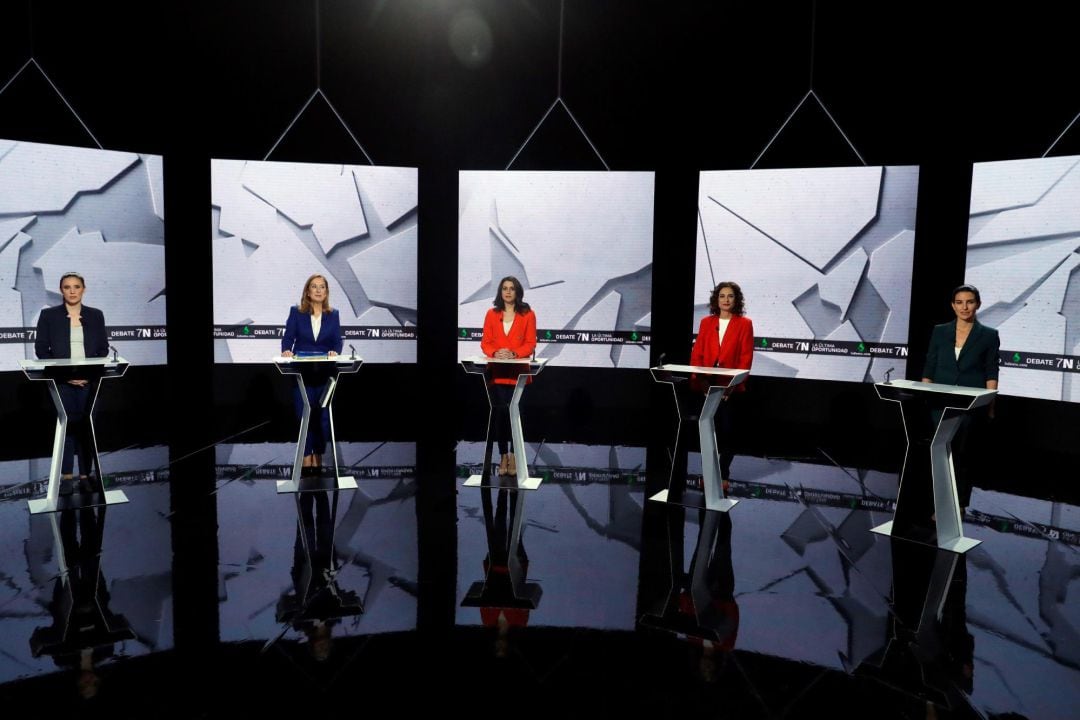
[545,330,553,340]
[1012,352,1021,362]
[630,331,639,341]
[760,338,768,347]
[242,326,250,335]
[857,342,866,353]
[459,328,467,337]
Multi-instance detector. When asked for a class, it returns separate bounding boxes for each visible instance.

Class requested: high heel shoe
[497,454,510,476]
[506,453,517,476]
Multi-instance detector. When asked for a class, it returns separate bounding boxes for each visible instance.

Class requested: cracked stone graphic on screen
[458,171,654,369]
[967,155,1080,403]
[211,160,418,363]
[694,166,919,383]
[0,139,166,370]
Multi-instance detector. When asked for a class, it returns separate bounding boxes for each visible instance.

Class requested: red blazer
[480,308,537,385]
[690,314,754,393]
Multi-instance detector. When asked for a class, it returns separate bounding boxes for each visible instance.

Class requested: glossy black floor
[1,429,1077,719]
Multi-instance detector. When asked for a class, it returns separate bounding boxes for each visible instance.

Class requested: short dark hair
[493,276,531,314]
[951,284,981,306]
[709,281,745,316]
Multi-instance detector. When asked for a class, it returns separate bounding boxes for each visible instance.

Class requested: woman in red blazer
[480,276,537,476]
[689,281,754,482]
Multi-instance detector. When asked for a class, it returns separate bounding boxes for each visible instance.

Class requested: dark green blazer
[921,320,1000,388]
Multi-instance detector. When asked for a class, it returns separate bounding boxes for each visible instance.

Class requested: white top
[70,325,86,360]
[311,313,322,340]
[716,317,730,347]
[954,346,961,359]
[503,320,513,334]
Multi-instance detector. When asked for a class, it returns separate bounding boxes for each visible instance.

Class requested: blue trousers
[294,383,331,457]
[58,382,94,476]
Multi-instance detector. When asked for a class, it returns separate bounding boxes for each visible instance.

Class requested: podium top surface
[876,378,996,397]
[273,355,362,364]
[461,356,548,367]
[652,363,748,377]
[875,379,997,410]
[20,357,128,369]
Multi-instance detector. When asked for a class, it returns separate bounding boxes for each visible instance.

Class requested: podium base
[28,488,130,515]
[461,581,543,609]
[464,474,542,490]
[276,473,358,494]
[870,520,982,554]
[648,488,739,513]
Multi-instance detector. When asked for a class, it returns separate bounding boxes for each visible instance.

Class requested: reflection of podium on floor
[855,538,973,713]
[462,486,542,614]
[276,490,364,637]
[273,355,362,493]
[29,507,135,681]
[460,356,547,490]
[19,358,131,514]
[640,505,738,651]
[648,364,748,512]
[872,379,996,553]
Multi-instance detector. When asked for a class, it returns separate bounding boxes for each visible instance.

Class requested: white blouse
[69,325,86,360]
[716,317,730,348]
[503,319,514,334]
[311,313,322,341]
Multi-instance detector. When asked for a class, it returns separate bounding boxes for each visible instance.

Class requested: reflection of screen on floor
[211,159,419,364]
[457,171,655,370]
[0,138,167,371]
[966,154,1080,403]
[694,165,919,384]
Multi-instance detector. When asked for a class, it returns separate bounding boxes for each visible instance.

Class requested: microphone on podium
[883,367,895,384]
[108,345,119,363]
[658,352,667,368]
[349,344,357,360]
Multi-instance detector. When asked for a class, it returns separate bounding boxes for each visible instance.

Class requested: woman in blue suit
[281,274,343,472]
[921,284,999,509]
[35,272,109,490]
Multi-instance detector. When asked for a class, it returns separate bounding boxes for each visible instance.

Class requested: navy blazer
[34,304,109,359]
[282,306,343,355]
[922,320,1000,388]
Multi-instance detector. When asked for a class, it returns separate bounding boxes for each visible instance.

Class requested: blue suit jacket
[282,306,343,355]
[34,304,109,359]
[922,320,1000,388]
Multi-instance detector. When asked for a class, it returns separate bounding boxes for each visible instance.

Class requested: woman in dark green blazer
[921,285,1000,390]
[920,284,999,509]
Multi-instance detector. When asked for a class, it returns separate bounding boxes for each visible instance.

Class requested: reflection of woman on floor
[479,487,531,656]
[480,276,537,476]
[30,507,132,699]
[281,274,343,473]
[689,281,754,483]
[34,271,109,493]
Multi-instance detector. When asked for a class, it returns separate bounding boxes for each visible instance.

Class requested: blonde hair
[298,274,333,314]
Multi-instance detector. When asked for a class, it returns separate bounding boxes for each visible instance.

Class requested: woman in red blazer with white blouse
[480,276,537,476]
[689,281,754,482]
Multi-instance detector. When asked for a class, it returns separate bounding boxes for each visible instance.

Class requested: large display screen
[0,138,166,369]
[694,166,919,382]
[458,171,654,369]
[212,159,417,363]
[965,154,1080,402]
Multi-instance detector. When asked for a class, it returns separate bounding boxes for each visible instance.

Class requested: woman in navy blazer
[689,281,755,483]
[34,272,109,487]
[921,284,999,509]
[281,274,343,472]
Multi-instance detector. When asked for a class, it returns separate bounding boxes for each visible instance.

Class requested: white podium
[649,364,749,512]
[19,357,131,514]
[460,356,548,490]
[873,379,997,553]
[273,355,362,493]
